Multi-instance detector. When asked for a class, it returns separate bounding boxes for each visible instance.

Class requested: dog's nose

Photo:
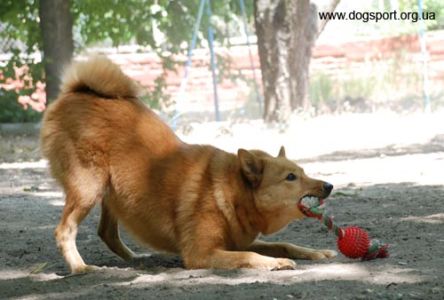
[323,182,334,196]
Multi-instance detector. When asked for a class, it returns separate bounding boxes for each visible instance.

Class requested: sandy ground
[1,112,444,299]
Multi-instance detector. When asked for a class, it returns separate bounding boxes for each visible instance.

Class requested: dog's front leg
[248,240,337,260]
[184,249,296,270]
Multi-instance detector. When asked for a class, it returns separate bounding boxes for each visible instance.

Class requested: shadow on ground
[1,133,443,299]
[1,166,443,299]
[300,134,444,163]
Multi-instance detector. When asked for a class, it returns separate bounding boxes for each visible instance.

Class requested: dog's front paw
[271,258,297,270]
[71,264,102,274]
[307,249,337,260]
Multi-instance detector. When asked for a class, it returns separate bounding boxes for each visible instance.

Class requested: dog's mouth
[297,195,326,218]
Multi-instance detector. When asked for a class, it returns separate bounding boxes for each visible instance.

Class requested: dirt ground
[1,119,443,299]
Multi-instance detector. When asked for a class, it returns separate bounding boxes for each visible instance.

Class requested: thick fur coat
[40,56,336,273]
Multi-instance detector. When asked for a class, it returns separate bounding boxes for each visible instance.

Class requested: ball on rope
[298,196,389,260]
[337,226,369,259]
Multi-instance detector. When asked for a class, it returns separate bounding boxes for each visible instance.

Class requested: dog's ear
[238,149,263,187]
[278,146,286,158]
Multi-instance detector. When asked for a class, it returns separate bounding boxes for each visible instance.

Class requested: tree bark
[38,0,74,103]
[254,0,317,122]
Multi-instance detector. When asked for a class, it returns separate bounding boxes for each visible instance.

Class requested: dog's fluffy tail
[60,55,141,98]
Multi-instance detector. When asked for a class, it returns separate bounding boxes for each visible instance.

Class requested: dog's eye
[286,173,297,181]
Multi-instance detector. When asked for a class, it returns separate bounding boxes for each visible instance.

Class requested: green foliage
[140,75,171,111]
[0,51,44,123]
[71,1,253,50]
[350,0,444,37]
[74,1,188,50]
[0,0,44,123]
[308,48,440,114]
[340,75,376,100]
[0,90,41,123]
[0,0,254,122]
[0,0,41,52]
[399,0,444,30]
[309,72,334,107]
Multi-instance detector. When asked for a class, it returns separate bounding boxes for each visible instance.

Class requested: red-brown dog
[40,56,336,273]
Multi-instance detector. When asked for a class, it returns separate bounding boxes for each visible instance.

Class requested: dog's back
[41,56,180,186]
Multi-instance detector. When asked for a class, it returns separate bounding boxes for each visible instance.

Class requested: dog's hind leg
[98,198,136,261]
[54,168,107,274]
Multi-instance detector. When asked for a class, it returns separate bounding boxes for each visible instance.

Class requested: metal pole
[206,0,221,121]
[182,0,206,86]
[173,0,206,128]
[418,0,431,112]
[239,0,263,111]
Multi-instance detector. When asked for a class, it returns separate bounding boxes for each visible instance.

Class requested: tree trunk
[254,0,317,122]
[38,0,74,103]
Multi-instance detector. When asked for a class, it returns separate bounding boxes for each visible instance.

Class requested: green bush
[340,76,376,100]
[0,90,42,123]
[309,72,334,107]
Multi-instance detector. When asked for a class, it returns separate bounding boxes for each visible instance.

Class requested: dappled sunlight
[177,112,444,189]
[0,269,62,281]
[29,191,63,199]
[401,213,444,224]
[23,190,64,205]
[0,268,139,300]
[0,264,428,300]
[298,263,367,279]
[12,262,422,287]
[0,160,47,170]
[0,270,30,280]
[31,272,63,282]
[305,152,444,187]
[15,189,64,204]
[48,199,65,206]
[296,263,425,285]
[102,262,427,288]
[179,112,444,162]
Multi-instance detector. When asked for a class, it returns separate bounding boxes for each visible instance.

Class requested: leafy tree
[0,0,44,122]
[1,0,254,120]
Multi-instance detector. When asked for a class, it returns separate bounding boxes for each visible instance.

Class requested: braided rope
[304,201,388,260]
[309,206,343,238]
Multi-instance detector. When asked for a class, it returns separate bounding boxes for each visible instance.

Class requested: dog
[40,56,336,274]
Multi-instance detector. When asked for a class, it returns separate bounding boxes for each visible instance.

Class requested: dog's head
[238,146,333,235]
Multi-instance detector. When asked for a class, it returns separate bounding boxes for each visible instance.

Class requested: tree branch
[317,0,341,39]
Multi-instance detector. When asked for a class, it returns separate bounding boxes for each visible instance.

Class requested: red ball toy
[337,226,370,259]
[298,197,389,260]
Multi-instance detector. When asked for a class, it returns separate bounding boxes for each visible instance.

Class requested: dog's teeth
[301,196,320,207]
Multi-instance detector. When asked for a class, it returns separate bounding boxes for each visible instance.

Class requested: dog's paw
[71,264,102,274]
[129,254,151,267]
[307,249,338,260]
[271,258,297,271]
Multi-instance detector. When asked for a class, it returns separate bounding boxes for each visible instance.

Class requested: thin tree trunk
[39,0,74,103]
[254,0,289,122]
[288,0,317,111]
[254,0,318,122]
